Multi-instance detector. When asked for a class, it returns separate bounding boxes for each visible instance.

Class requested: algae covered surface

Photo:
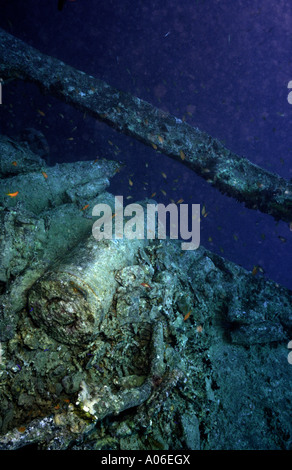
[0,136,291,451]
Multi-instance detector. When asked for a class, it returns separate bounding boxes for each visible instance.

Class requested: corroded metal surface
[0,28,291,449]
[0,28,291,223]
[28,237,147,344]
[0,135,121,341]
[0,239,291,450]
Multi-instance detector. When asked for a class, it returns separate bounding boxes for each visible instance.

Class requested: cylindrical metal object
[28,236,146,345]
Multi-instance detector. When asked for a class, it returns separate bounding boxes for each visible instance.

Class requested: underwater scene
[0,0,291,454]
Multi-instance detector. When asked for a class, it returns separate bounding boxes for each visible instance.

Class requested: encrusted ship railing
[0,28,291,224]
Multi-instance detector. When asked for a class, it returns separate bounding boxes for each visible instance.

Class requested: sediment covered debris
[0,134,121,340]
[28,237,148,345]
[0,232,291,450]
[0,132,291,450]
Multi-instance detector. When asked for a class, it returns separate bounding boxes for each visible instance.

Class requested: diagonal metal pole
[0,28,291,223]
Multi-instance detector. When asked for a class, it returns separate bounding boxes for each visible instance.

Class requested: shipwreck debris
[0,28,291,223]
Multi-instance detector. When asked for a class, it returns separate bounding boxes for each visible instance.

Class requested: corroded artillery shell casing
[28,236,146,345]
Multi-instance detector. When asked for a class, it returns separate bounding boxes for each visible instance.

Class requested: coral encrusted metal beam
[0,28,291,223]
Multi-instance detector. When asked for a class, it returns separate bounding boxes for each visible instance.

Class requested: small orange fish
[150,192,157,198]
[180,150,186,160]
[42,171,48,179]
[152,143,158,150]
[141,282,151,289]
[37,109,45,117]
[54,404,60,410]
[7,191,19,197]
[252,265,258,276]
[17,426,26,433]
[82,204,89,211]
[12,161,17,166]
[184,310,191,321]
[196,325,203,333]
[177,198,184,204]
[158,135,164,144]
[129,179,133,186]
